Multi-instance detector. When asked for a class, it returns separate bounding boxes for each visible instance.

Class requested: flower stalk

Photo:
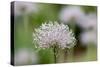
[52,44,59,63]
[53,45,57,63]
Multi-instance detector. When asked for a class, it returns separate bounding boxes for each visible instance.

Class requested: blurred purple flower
[59,6,85,24]
[80,30,97,45]
[15,48,38,65]
[14,1,38,16]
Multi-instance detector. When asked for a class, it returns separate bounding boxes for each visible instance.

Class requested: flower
[33,21,76,49]
[15,48,38,65]
[59,6,85,24]
[14,1,38,16]
[59,6,97,31]
[77,13,97,30]
[80,30,97,45]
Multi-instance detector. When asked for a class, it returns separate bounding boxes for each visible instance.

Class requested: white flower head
[80,31,97,45]
[14,1,38,16]
[59,6,85,23]
[33,21,76,49]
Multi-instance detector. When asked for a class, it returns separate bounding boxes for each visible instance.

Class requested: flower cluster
[33,21,76,49]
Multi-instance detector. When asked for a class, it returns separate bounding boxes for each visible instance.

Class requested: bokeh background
[11,1,97,66]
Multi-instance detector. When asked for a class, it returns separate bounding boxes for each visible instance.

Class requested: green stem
[53,46,57,63]
[53,44,58,63]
